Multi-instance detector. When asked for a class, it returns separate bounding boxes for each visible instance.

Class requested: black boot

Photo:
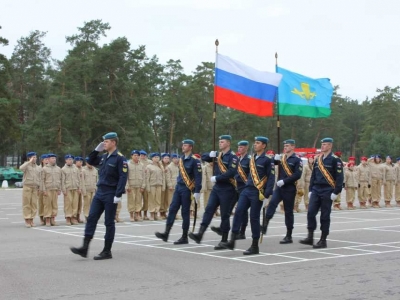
[174,230,189,245]
[155,224,172,242]
[313,232,328,249]
[70,236,91,258]
[94,240,113,260]
[299,229,314,246]
[237,225,246,240]
[280,229,293,244]
[243,238,259,255]
[210,226,222,236]
[220,232,237,250]
[214,232,229,250]
[261,218,270,235]
[189,225,207,244]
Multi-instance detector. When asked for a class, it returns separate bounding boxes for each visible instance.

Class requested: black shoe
[243,239,259,255]
[70,237,91,258]
[189,225,207,244]
[236,232,246,240]
[299,230,314,246]
[93,250,112,260]
[313,232,327,249]
[210,226,222,236]
[174,230,188,245]
[214,232,228,250]
[279,236,293,244]
[220,232,237,250]
[155,225,172,242]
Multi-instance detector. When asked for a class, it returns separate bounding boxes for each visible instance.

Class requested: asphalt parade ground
[1,189,400,300]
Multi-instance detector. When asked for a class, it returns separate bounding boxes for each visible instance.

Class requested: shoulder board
[332,154,338,158]
[118,152,123,156]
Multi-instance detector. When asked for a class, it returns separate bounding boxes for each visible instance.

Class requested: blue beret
[130,150,140,156]
[150,152,160,158]
[74,156,83,161]
[238,140,249,146]
[139,150,147,155]
[48,153,57,158]
[283,139,295,145]
[219,135,232,141]
[321,137,333,143]
[85,157,89,161]
[397,157,400,161]
[255,136,269,144]
[386,155,392,160]
[65,154,74,159]
[27,152,36,158]
[171,153,178,158]
[370,154,375,158]
[102,132,118,140]
[375,154,381,159]
[182,139,195,145]
[40,154,48,160]
[161,153,170,158]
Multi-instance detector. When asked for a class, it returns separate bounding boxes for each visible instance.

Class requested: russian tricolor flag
[214,54,283,117]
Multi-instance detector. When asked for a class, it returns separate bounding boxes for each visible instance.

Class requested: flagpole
[213,39,219,154]
[275,52,281,154]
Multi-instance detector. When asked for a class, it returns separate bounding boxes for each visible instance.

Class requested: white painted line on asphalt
[364,228,400,233]
[272,253,308,261]
[0,218,9,220]
[342,247,380,254]
[6,213,22,216]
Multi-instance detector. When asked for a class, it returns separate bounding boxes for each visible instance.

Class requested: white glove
[274,154,281,161]
[210,176,217,183]
[113,196,121,204]
[209,151,217,158]
[95,142,105,152]
[308,192,312,199]
[277,180,284,187]
[330,193,338,201]
[194,193,200,204]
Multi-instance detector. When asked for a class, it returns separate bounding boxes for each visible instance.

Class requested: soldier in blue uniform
[221,136,275,255]
[155,139,202,244]
[189,135,238,250]
[71,132,128,260]
[262,139,302,244]
[300,137,344,248]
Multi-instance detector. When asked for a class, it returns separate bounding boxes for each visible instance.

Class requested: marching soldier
[300,138,344,249]
[357,156,371,209]
[74,156,85,223]
[160,153,171,219]
[263,139,302,244]
[344,162,358,209]
[82,157,98,222]
[166,153,179,216]
[383,156,396,207]
[220,136,275,255]
[41,154,62,227]
[140,150,151,220]
[189,135,238,250]
[38,154,49,225]
[20,152,41,228]
[395,158,400,207]
[61,154,81,225]
[267,150,283,213]
[369,155,384,208]
[126,150,146,222]
[71,132,128,260]
[155,139,202,244]
[146,153,165,221]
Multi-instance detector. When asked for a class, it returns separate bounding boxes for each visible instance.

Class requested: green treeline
[1,20,399,163]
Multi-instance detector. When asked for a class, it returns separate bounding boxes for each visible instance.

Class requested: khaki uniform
[344,169,358,205]
[38,165,46,220]
[295,163,313,209]
[125,160,146,213]
[41,164,62,219]
[82,165,98,217]
[61,164,81,219]
[369,162,384,204]
[395,164,400,205]
[76,166,85,219]
[383,163,396,205]
[357,164,371,204]
[160,163,170,214]
[140,158,152,213]
[166,162,179,211]
[20,161,40,221]
[201,163,214,209]
[146,163,165,214]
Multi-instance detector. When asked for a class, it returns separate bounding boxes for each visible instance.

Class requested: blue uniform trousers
[308,186,333,234]
[229,188,248,229]
[84,191,117,242]
[166,183,192,231]
[231,186,263,239]
[201,185,236,233]
[266,185,296,230]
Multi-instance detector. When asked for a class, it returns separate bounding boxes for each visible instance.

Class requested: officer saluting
[71,132,128,260]
[189,135,238,249]
[155,139,202,244]
[300,137,344,249]
[263,139,302,244]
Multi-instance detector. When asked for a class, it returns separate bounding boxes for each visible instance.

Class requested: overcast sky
[1,0,399,101]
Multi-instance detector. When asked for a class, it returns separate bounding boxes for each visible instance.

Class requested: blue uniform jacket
[201,150,238,188]
[309,152,344,195]
[277,153,302,186]
[235,154,250,192]
[88,149,128,197]
[246,152,275,197]
[176,154,202,193]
